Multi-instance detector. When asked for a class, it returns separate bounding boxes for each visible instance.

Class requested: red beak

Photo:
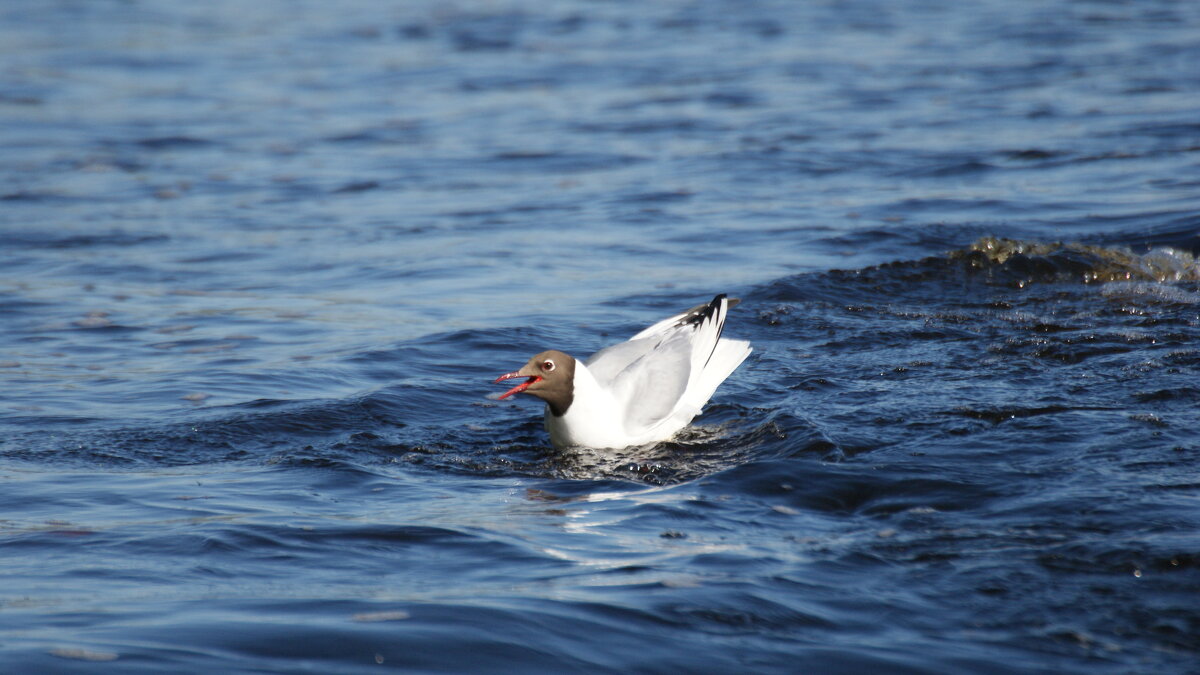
[493,371,542,399]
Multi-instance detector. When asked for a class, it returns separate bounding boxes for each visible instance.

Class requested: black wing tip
[671,295,740,331]
[679,295,737,326]
[699,294,739,367]
[707,294,743,318]
[710,294,740,310]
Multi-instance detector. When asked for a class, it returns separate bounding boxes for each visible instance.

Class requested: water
[3,0,1200,671]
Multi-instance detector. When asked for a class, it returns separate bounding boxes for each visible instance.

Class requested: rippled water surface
[3,0,1200,672]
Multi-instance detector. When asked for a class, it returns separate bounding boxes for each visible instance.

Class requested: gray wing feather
[586,295,739,434]
[584,339,656,387]
[608,332,693,432]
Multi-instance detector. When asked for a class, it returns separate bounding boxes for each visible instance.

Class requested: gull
[493,294,751,449]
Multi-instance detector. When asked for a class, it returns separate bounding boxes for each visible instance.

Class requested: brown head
[493,349,576,417]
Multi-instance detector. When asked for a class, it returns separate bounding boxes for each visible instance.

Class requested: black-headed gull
[493,294,751,449]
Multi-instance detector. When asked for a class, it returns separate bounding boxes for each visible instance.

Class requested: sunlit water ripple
[2,0,1199,672]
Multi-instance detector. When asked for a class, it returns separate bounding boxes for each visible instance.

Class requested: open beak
[493,369,542,399]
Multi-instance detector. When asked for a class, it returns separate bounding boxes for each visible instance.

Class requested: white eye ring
[541,360,555,372]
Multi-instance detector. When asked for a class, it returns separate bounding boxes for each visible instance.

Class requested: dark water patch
[324,121,423,145]
[1117,121,1200,140]
[703,90,759,108]
[0,396,416,468]
[615,190,694,204]
[900,159,995,179]
[660,590,836,633]
[0,190,98,204]
[441,202,580,223]
[946,404,1100,425]
[458,74,562,92]
[0,414,105,428]
[175,250,262,265]
[574,118,727,135]
[0,92,43,106]
[485,151,646,173]
[331,180,380,194]
[722,458,1006,518]
[0,190,64,203]
[606,94,693,111]
[133,136,213,150]
[1101,213,1200,256]
[211,395,411,438]
[0,294,56,314]
[1134,387,1200,404]
[451,26,522,53]
[68,318,142,334]
[1002,148,1063,162]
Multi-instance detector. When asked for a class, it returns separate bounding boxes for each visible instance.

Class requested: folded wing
[586,295,751,436]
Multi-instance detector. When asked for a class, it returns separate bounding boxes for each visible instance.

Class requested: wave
[953,236,1200,286]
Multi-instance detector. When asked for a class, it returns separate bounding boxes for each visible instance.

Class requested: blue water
[3,0,1200,671]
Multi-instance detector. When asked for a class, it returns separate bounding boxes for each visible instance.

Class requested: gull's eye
[541,360,556,372]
